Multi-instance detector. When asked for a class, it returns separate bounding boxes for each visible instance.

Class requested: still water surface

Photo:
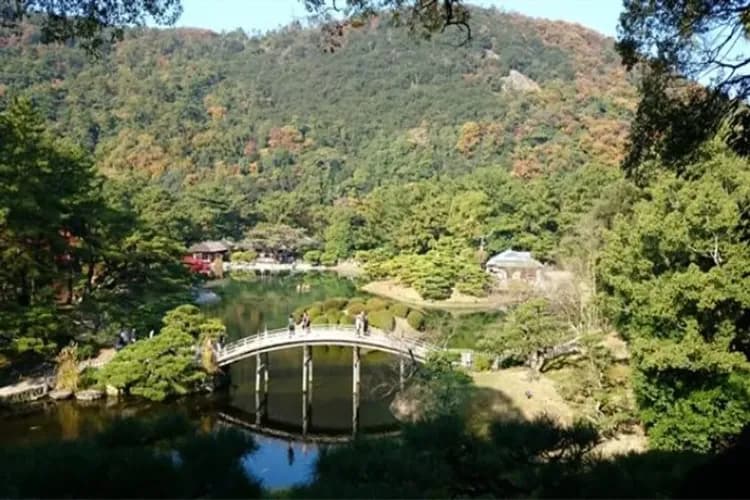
[0,273,401,489]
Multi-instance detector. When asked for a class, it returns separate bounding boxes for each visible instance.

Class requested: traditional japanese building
[186,240,230,263]
[485,249,543,285]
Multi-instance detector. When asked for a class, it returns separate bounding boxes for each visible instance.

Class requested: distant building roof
[187,240,230,253]
[486,249,542,269]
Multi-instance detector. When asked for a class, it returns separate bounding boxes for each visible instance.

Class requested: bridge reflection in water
[219,325,437,438]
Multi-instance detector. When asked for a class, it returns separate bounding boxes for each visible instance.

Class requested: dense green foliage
[97,305,224,400]
[365,237,490,299]
[3,0,749,471]
[598,142,750,451]
[0,8,634,292]
[230,250,257,262]
[295,414,709,498]
[0,99,191,357]
[294,357,745,498]
[368,309,395,331]
[406,309,425,331]
[0,415,261,498]
[617,0,750,176]
[479,297,574,371]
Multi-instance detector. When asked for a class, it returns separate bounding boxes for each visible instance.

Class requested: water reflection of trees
[210,273,359,337]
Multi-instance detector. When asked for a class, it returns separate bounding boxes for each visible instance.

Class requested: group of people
[287,311,312,337]
[355,311,369,336]
[285,310,369,336]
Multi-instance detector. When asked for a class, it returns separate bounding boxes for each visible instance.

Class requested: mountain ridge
[0,7,635,253]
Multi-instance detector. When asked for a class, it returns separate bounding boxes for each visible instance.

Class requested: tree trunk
[527,338,582,373]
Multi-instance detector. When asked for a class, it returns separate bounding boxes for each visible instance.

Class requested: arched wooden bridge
[216,324,440,437]
[216,325,438,367]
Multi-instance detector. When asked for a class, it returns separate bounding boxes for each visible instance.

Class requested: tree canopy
[617,0,750,176]
[598,140,750,451]
[0,98,191,357]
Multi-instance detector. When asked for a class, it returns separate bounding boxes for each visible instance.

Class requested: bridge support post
[352,346,360,437]
[255,352,266,425]
[302,345,312,436]
[264,352,269,394]
[399,356,405,391]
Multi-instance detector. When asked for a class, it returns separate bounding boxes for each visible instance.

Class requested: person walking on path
[288,314,296,338]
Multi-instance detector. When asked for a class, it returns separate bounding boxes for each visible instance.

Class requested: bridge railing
[218,324,438,362]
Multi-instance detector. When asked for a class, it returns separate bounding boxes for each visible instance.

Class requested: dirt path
[471,368,648,456]
[362,280,516,313]
[472,368,574,425]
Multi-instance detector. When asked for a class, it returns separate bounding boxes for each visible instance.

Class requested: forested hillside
[0,8,635,258]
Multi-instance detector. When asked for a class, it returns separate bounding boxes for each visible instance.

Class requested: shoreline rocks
[49,389,73,400]
[75,389,104,401]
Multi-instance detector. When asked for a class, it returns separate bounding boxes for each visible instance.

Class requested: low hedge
[339,314,355,325]
[321,297,348,312]
[231,250,258,262]
[311,315,328,325]
[320,252,337,266]
[365,297,388,312]
[326,311,341,324]
[303,250,322,265]
[406,310,425,331]
[368,309,395,332]
[473,353,493,371]
[307,306,322,319]
[346,302,366,317]
[390,302,410,318]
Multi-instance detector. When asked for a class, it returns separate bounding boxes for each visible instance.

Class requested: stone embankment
[0,348,115,404]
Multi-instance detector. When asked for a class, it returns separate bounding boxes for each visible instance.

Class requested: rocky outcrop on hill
[501,70,541,92]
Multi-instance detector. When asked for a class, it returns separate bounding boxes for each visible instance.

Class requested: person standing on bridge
[302,311,311,334]
[362,312,369,336]
[288,314,296,338]
[355,311,363,336]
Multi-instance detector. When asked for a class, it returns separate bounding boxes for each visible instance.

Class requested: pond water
[0,272,403,490]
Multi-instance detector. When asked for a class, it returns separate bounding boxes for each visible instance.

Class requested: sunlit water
[0,272,402,490]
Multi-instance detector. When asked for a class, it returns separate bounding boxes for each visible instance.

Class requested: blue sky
[175,0,623,38]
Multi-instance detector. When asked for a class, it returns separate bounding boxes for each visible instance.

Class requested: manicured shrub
[365,297,388,312]
[78,367,99,389]
[307,306,322,319]
[346,301,366,316]
[320,252,337,266]
[321,297,348,312]
[339,314,355,325]
[231,250,258,262]
[390,302,410,318]
[303,250,322,265]
[368,310,395,332]
[311,315,328,325]
[406,310,425,331]
[326,311,341,324]
[473,353,492,371]
[294,302,324,322]
[456,267,490,297]
[414,274,453,300]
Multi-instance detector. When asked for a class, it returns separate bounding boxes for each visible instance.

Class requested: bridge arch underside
[218,339,427,367]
